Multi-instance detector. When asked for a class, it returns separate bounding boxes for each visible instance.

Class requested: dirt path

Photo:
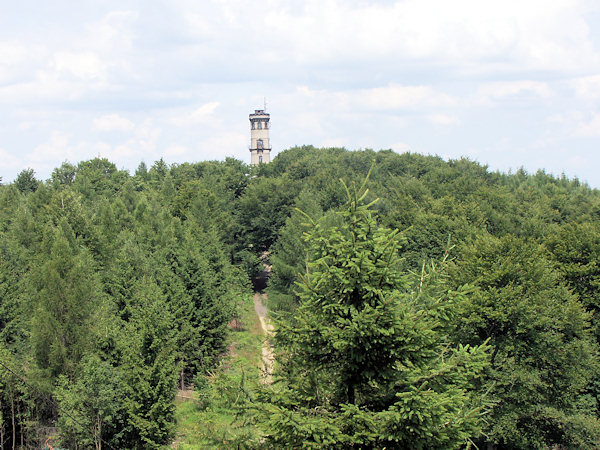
[253,292,274,382]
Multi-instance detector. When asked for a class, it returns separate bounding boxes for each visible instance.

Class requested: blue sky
[2,0,600,186]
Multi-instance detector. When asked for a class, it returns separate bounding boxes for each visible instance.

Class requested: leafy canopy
[257,175,490,449]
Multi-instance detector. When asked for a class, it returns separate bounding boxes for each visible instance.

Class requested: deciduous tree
[448,234,600,448]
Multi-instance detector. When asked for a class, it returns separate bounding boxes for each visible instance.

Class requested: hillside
[1,147,600,448]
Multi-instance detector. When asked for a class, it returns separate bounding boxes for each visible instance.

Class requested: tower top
[249,107,271,165]
[250,109,269,117]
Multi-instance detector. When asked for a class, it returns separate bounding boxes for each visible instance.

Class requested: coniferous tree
[267,188,324,313]
[120,277,178,448]
[257,179,490,448]
[29,225,102,380]
[55,355,125,449]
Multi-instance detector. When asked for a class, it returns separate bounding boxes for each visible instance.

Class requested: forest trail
[253,292,274,382]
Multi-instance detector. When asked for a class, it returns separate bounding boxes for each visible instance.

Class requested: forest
[2,146,600,448]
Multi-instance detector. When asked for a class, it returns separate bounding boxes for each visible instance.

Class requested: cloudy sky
[2,0,600,186]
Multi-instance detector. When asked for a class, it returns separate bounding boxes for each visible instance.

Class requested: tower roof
[249,109,269,118]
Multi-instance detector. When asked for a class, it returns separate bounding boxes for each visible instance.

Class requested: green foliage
[448,234,600,448]
[0,239,27,347]
[235,249,264,280]
[120,278,179,448]
[135,161,149,179]
[29,227,102,379]
[166,224,241,373]
[545,221,600,417]
[3,149,600,447]
[174,294,263,447]
[0,344,28,448]
[236,176,299,252]
[56,355,125,449]
[73,158,127,200]
[0,156,255,445]
[256,179,490,448]
[546,222,600,336]
[51,161,77,188]
[14,168,39,193]
[267,189,324,313]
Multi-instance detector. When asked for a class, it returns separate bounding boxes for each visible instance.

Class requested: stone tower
[249,109,271,165]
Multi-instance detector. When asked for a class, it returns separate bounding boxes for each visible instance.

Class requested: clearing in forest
[172,293,265,447]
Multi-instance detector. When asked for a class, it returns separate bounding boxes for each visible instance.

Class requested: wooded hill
[2,146,600,448]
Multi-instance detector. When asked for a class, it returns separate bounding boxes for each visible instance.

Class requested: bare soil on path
[253,292,274,382]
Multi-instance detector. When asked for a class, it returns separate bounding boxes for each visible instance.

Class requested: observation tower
[249,109,271,165]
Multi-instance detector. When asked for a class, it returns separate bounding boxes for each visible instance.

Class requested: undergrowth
[172,294,264,448]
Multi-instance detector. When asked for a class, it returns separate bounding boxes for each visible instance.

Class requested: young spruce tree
[257,176,490,448]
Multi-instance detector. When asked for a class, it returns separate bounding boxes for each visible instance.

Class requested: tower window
[259,156,263,163]
[257,139,263,149]
[258,122,262,129]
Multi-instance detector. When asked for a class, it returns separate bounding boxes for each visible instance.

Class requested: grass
[172,294,265,448]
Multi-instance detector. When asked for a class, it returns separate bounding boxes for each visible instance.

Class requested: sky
[2,0,600,186]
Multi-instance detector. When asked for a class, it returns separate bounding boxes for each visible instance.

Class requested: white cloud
[0,147,22,173]
[30,132,75,163]
[575,113,600,137]
[93,114,135,132]
[475,81,553,106]
[571,75,600,100]
[96,120,162,161]
[547,110,584,126]
[126,120,162,156]
[169,102,220,127]
[21,118,163,179]
[391,142,412,153]
[52,51,107,81]
[0,41,29,66]
[0,9,138,106]
[1,0,600,186]
[24,133,111,177]
[0,41,39,84]
[159,129,249,164]
[177,0,600,74]
[532,135,559,149]
[294,84,456,113]
[84,10,138,54]
[164,144,190,158]
[349,84,456,110]
[568,154,588,168]
[198,131,247,159]
[320,138,348,148]
[427,114,461,126]
[545,110,600,138]
[17,121,34,131]
[290,109,327,136]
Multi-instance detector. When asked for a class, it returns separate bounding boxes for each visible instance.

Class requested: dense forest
[2,146,600,448]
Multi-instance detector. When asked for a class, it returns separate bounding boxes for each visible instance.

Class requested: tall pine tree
[257,178,490,448]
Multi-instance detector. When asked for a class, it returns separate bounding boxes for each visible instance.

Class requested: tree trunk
[347,384,355,405]
[17,399,23,448]
[95,413,102,450]
[1,395,4,448]
[10,394,15,450]
[0,422,3,448]
[180,367,185,391]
